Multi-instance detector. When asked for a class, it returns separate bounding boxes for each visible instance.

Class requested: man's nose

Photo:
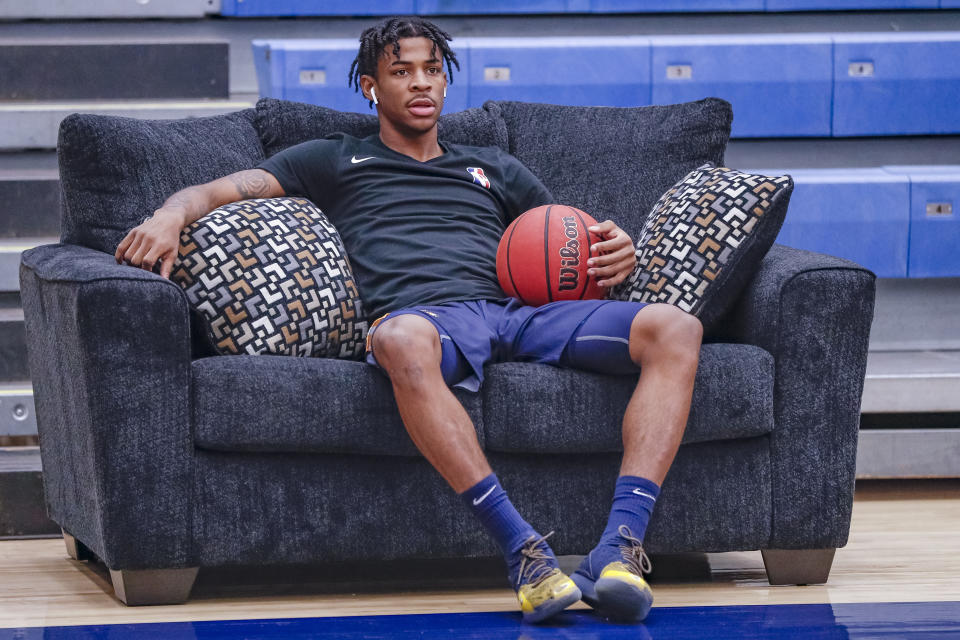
[409,70,431,90]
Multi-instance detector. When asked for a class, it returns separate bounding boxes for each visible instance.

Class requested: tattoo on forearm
[229,171,271,199]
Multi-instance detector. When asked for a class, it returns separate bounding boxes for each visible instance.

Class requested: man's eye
[394,69,407,76]
[428,67,440,74]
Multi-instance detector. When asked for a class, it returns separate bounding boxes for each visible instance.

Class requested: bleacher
[2,2,959,536]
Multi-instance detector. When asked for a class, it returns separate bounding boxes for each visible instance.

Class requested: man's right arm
[114,168,284,279]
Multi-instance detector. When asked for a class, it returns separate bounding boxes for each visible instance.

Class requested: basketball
[497,204,605,306]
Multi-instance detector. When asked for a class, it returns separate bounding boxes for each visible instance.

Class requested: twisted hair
[349,16,459,109]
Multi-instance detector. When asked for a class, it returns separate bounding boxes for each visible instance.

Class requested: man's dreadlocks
[349,16,460,109]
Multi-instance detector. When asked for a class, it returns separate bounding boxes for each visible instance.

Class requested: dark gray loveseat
[20,97,876,605]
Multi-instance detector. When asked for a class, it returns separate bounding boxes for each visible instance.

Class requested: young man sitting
[114,16,702,624]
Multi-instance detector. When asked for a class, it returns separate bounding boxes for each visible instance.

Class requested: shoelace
[617,524,653,575]
[516,531,557,589]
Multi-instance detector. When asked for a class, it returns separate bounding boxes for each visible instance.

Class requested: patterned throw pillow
[171,197,368,358]
[612,164,793,331]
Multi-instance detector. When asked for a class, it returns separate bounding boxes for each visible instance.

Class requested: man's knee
[371,314,442,383]
[629,303,703,366]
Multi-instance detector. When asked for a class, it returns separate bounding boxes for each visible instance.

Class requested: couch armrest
[20,243,194,570]
[721,243,877,549]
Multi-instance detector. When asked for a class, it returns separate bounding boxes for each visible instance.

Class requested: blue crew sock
[578,476,660,578]
[460,473,554,586]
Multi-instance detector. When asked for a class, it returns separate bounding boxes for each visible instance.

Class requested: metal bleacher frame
[0,7,958,536]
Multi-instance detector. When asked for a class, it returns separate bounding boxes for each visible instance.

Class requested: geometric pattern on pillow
[171,197,368,358]
[612,164,793,329]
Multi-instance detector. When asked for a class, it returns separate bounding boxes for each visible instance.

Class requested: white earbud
[443,86,447,99]
[370,87,379,105]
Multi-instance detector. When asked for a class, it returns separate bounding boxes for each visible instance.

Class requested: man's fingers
[588,219,617,235]
[587,244,635,268]
[115,230,140,263]
[159,252,175,279]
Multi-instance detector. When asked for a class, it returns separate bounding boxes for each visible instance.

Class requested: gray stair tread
[0,384,36,438]
[0,0,218,19]
[0,168,59,180]
[0,447,41,473]
[1,238,60,293]
[0,99,256,150]
[862,350,960,413]
[857,428,960,479]
[0,151,58,173]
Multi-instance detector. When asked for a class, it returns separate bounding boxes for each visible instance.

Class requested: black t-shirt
[257,133,554,318]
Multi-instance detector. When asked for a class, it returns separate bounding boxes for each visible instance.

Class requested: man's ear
[359,74,377,104]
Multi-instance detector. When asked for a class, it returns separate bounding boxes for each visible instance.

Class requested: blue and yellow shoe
[571,525,654,622]
[513,532,582,624]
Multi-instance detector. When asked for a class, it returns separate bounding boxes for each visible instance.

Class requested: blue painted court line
[3,602,960,639]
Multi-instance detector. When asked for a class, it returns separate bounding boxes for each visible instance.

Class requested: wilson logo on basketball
[558,216,581,291]
[496,204,605,306]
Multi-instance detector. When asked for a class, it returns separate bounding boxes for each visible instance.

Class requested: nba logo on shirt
[467,167,491,189]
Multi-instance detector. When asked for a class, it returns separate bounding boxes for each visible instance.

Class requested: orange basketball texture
[497,205,605,307]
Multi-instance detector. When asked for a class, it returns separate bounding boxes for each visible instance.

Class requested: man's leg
[572,302,702,621]
[370,312,581,622]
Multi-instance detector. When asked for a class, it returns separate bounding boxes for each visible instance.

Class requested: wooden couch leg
[109,567,199,605]
[761,548,836,585]
[62,529,95,562]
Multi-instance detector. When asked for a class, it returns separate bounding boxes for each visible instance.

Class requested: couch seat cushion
[481,342,773,454]
[192,355,483,456]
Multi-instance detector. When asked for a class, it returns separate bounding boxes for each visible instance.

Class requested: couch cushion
[57,109,264,254]
[481,343,773,454]
[254,97,509,158]
[613,164,793,332]
[494,98,732,244]
[172,197,367,358]
[192,355,483,456]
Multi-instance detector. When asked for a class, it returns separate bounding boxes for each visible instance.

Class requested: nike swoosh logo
[473,484,497,506]
[351,155,376,164]
[632,489,656,500]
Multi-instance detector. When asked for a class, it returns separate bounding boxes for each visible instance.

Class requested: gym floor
[1,480,958,638]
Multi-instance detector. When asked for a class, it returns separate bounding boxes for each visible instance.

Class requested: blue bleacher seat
[591,0,762,11]
[765,0,937,10]
[650,34,832,138]
[884,166,960,278]
[416,0,589,14]
[770,168,911,277]
[252,39,468,114]
[833,32,960,136]
[464,36,651,108]
[222,0,413,16]
[941,0,960,6]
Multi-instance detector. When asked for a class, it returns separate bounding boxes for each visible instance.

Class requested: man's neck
[378,125,444,163]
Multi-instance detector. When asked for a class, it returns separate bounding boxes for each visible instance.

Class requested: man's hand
[587,220,637,288]
[114,209,185,279]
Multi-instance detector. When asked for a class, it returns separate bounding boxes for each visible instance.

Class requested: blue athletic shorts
[365,298,650,392]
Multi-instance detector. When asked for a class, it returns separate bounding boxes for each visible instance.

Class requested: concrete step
[0,446,59,538]
[0,304,27,383]
[0,98,256,151]
[0,382,36,438]
[1,0,220,19]
[0,167,60,239]
[862,350,960,413]
[1,238,59,293]
[857,428,960,478]
[0,41,229,101]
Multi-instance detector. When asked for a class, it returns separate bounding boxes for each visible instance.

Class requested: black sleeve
[256,140,338,210]
[500,151,554,221]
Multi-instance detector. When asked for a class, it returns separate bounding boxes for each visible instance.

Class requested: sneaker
[571,525,654,622]
[513,532,582,624]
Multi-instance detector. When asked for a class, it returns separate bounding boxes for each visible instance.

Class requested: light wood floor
[1,480,958,629]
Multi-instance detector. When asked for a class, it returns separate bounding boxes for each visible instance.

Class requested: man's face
[361,36,447,137]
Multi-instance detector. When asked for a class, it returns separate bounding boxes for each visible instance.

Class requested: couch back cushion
[494,98,733,242]
[57,109,264,254]
[254,97,509,158]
